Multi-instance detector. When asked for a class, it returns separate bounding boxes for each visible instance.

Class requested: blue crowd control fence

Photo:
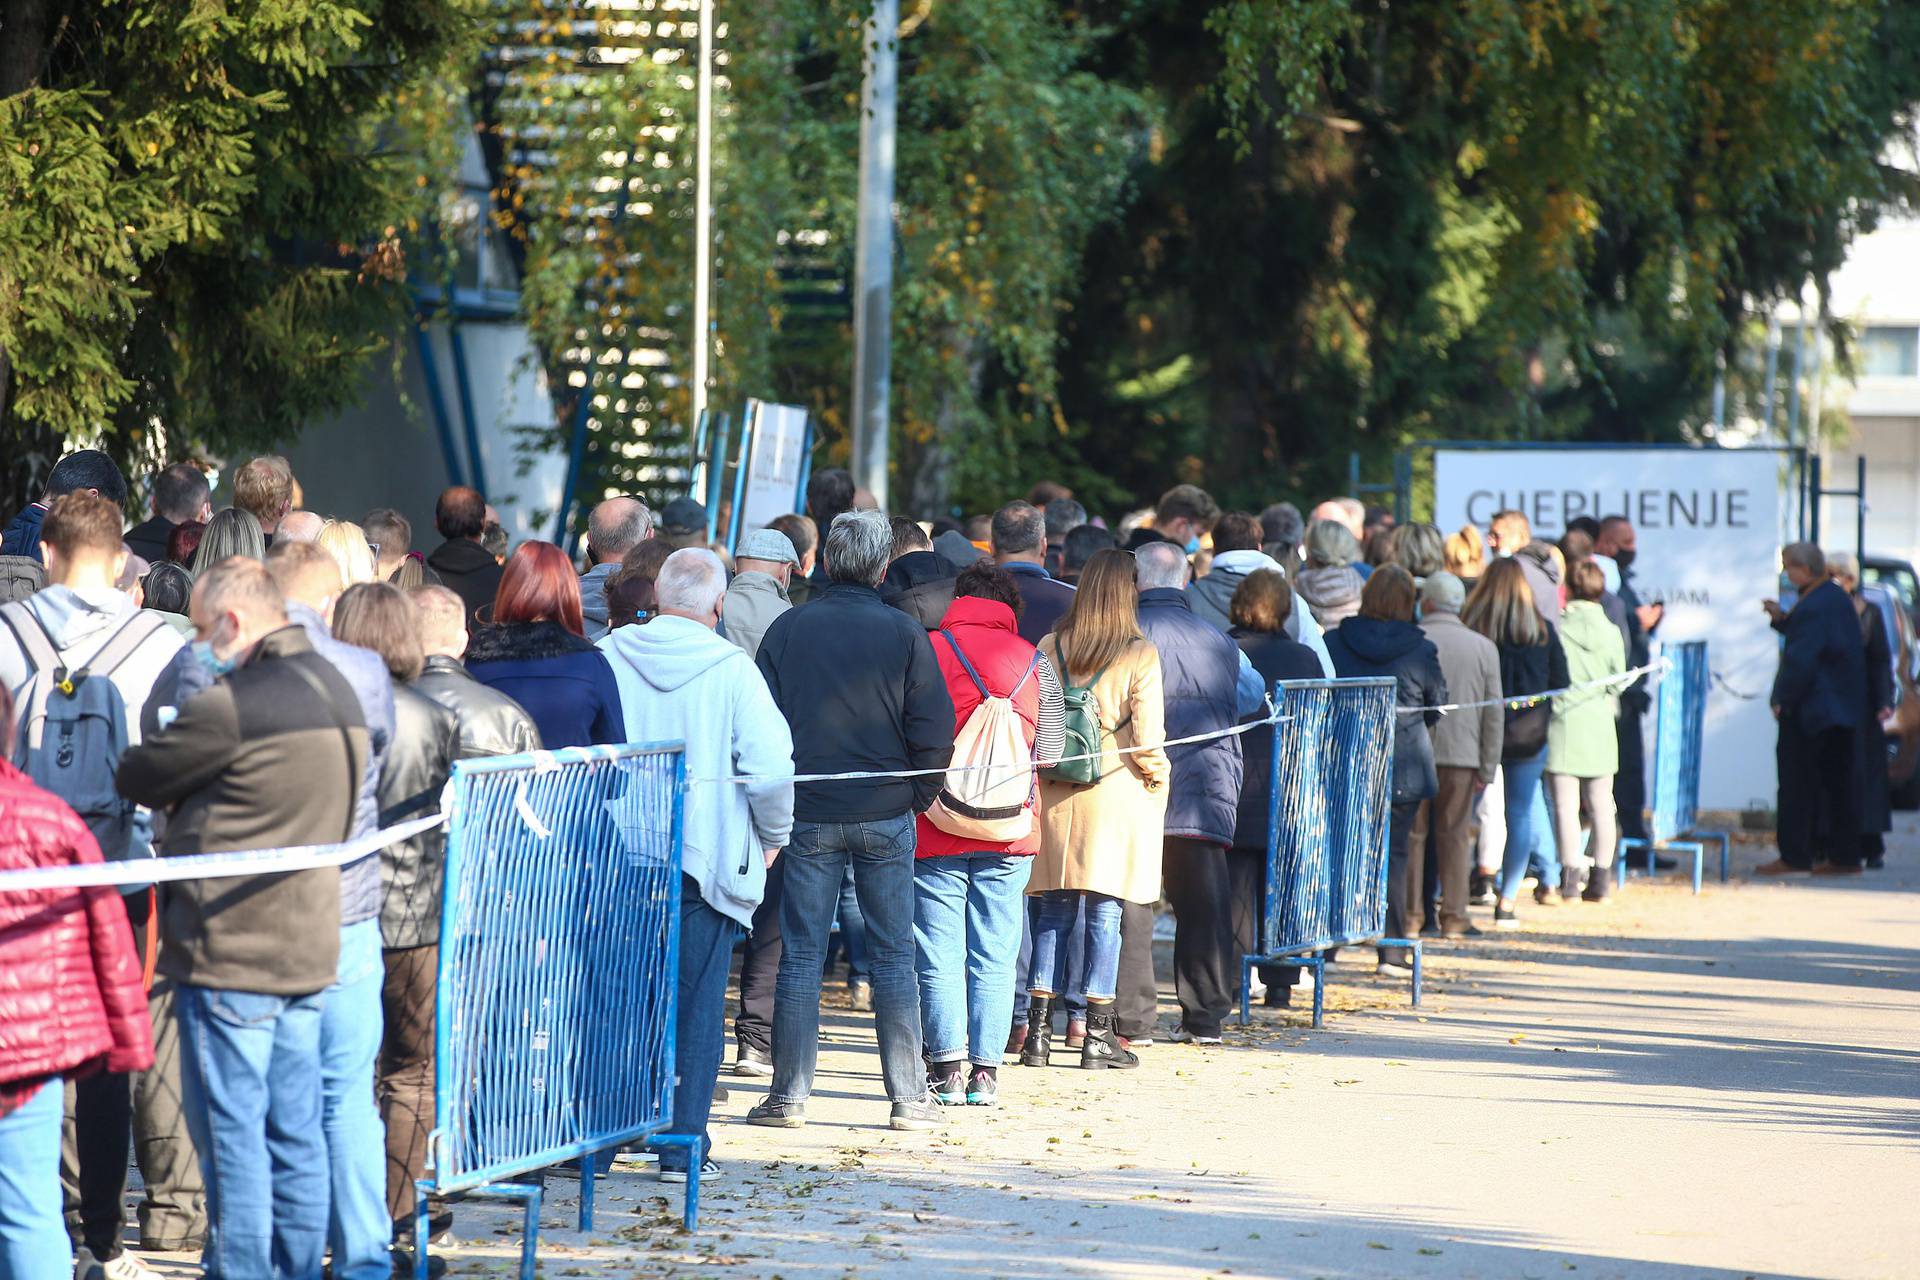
[1619,641,1729,893]
[416,743,694,1280]
[1239,677,1420,1029]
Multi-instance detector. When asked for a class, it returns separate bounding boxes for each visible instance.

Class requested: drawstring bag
[926,630,1039,842]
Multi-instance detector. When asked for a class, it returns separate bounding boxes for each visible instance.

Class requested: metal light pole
[690,0,716,437]
[849,0,898,510]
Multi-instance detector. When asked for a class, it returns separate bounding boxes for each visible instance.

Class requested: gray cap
[737,527,799,565]
[1421,571,1465,612]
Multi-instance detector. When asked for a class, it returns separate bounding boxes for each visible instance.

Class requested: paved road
[150,822,1920,1278]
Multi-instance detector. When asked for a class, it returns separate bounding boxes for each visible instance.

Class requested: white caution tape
[0,812,448,894]
[1397,659,1671,715]
[689,705,1293,787]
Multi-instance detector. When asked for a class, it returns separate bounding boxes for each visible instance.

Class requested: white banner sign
[735,399,810,546]
[1433,448,1787,811]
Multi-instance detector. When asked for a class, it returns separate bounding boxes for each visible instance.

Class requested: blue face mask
[191,640,238,680]
[1184,535,1202,555]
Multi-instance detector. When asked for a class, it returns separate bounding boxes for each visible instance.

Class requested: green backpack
[1042,643,1116,786]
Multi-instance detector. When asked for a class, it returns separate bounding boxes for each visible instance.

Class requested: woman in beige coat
[1024,548,1169,1071]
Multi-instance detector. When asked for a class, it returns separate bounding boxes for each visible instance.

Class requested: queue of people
[0,451,1690,1278]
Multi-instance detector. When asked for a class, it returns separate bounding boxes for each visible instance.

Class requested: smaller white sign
[735,400,810,545]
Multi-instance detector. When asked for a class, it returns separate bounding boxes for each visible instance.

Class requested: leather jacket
[413,654,542,759]
[377,685,459,950]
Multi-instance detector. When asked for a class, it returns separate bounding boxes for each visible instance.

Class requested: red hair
[493,541,586,636]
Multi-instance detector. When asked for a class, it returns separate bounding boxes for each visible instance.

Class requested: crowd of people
[0,445,1871,1279]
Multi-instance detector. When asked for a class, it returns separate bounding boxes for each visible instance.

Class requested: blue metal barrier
[1239,677,1420,1028]
[416,743,694,1279]
[1619,641,1729,892]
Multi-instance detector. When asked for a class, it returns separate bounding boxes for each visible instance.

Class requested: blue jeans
[178,984,329,1280]
[321,920,389,1278]
[912,854,1032,1066]
[771,814,923,1105]
[1499,748,1559,900]
[1013,899,1087,1020]
[662,882,739,1169]
[0,1079,66,1277]
[1029,891,1123,1001]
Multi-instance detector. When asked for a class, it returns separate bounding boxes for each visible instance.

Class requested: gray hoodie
[597,614,795,927]
[0,585,186,886]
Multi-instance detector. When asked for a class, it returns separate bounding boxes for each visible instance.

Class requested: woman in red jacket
[0,682,155,1274]
[913,562,1065,1106]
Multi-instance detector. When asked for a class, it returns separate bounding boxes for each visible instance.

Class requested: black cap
[661,496,707,534]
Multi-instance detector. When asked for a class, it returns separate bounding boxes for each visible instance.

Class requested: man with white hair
[1309,497,1365,541]
[580,496,654,639]
[1129,540,1259,1046]
[598,549,793,1178]
[747,510,954,1132]
[277,510,327,544]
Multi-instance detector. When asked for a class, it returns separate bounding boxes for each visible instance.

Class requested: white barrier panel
[1433,447,1784,812]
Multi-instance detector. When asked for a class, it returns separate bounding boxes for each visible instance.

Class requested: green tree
[0,0,477,513]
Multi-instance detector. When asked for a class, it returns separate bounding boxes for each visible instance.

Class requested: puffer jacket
[880,551,957,630]
[412,655,542,759]
[0,760,154,1111]
[1137,588,1244,845]
[1323,615,1446,803]
[377,685,460,950]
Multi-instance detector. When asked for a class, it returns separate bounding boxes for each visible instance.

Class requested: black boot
[1582,865,1613,902]
[1020,996,1053,1067]
[1080,1008,1138,1071]
[1560,865,1585,901]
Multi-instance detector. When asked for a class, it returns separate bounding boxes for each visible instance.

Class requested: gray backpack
[3,602,165,860]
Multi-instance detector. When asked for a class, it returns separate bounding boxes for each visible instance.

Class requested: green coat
[1548,600,1627,778]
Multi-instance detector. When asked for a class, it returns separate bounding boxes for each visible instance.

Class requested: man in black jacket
[117,557,369,1280]
[126,463,212,564]
[1596,516,1662,860]
[747,509,955,1132]
[424,486,504,624]
[1760,542,1868,875]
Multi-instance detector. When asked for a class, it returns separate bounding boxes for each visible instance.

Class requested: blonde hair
[1444,524,1484,578]
[317,520,377,586]
[1049,548,1144,682]
[1460,558,1547,647]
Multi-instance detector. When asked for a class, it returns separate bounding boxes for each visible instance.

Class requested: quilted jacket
[0,760,154,1111]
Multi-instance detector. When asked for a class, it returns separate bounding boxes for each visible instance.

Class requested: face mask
[191,640,238,680]
[1184,535,1202,556]
[1613,548,1635,570]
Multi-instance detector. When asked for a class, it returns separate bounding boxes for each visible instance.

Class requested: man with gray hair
[1413,571,1502,936]
[1042,497,1087,577]
[580,496,655,639]
[748,510,954,1132]
[597,548,793,1178]
[1129,540,1260,1045]
[1760,541,1867,875]
[992,500,1075,644]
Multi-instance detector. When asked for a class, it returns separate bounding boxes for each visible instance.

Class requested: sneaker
[75,1250,163,1280]
[1493,904,1519,929]
[658,1157,722,1184]
[1168,1026,1222,1045]
[1377,958,1414,979]
[1468,873,1495,906]
[746,1097,806,1127]
[1122,1036,1154,1049]
[388,1247,449,1279]
[965,1065,999,1105]
[889,1094,943,1131]
[733,1045,773,1077]
[1064,1017,1087,1050]
[927,1060,967,1104]
[849,979,873,1011]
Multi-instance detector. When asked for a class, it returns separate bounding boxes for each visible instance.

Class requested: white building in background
[1790,211,1920,567]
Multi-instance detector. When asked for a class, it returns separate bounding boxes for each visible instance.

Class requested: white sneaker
[75,1248,164,1280]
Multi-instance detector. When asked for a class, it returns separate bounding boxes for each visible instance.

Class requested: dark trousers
[1162,837,1235,1038]
[665,883,740,1167]
[64,889,148,1259]
[1113,900,1158,1040]
[1226,847,1301,989]
[1408,768,1477,934]
[380,945,438,1228]
[1615,705,1649,843]
[734,855,784,1054]
[1777,721,1861,869]
[134,964,204,1250]
[1384,800,1420,944]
